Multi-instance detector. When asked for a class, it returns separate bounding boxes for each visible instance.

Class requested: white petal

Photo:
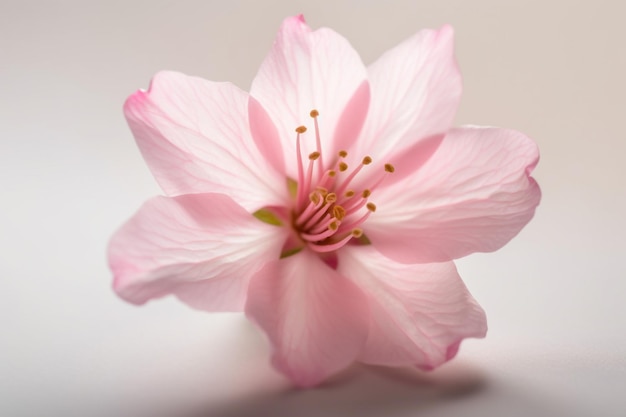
[250,16,369,177]
[125,71,287,211]
[367,127,541,263]
[338,246,486,368]
[108,193,287,311]
[245,250,369,386]
[349,25,461,182]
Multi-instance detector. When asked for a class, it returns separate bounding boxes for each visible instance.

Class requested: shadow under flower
[183,361,489,417]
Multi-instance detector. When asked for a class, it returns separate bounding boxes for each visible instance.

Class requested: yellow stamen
[352,228,363,238]
[310,109,319,117]
[338,150,348,158]
[339,162,348,172]
[329,220,338,231]
[309,151,320,160]
[362,189,371,198]
[325,192,337,203]
[366,202,377,212]
[295,126,307,134]
[310,192,321,205]
[333,205,346,221]
[384,163,395,173]
[344,190,355,198]
[362,156,372,165]
[315,186,328,196]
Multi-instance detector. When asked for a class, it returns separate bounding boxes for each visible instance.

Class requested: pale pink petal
[124,71,287,212]
[245,250,369,387]
[248,96,286,177]
[367,127,541,263]
[108,193,287,311]
[250,15,369,177]
[349,25,461,183]
[338,246,486,369]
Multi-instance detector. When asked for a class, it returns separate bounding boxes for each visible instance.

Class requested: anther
[309,109,324,178]
[370,164,396,193]
[335,155,372,196]
[318,170,336,190]
[290,112,383,252]
[310,192,321,205]
[332,205,346,221]
[315,186,328,196]
[294,125,306,211]
[325,192,337,203]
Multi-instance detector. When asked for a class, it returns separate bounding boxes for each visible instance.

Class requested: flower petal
[245,250,369,387]
[108,193,287,311]
[367,127,541,263]
[250,15,369,177]
[124,71,287,212]
[349,25,460,185]
[338,246,486,369]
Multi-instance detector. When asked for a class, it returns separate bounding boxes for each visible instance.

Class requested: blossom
[108,15,540,387]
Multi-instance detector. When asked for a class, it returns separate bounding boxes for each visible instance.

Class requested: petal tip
[272,357,325,388]
[283,14,309,31]
[124,70,183,111]
[108,250,144,304]
[110,273,148,306]
[445,340,462,361]
[123,90,147,117]
[438,24,455,38]
[123,70,169,113]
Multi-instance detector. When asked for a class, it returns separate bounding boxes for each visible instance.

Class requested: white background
[1,1,625,416]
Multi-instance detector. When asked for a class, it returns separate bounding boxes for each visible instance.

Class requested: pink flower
[109,15,540,387]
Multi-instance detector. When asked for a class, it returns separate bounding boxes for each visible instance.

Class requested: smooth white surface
[1,1,625,416]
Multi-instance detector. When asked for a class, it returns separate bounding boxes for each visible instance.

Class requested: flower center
[288,110,394,255]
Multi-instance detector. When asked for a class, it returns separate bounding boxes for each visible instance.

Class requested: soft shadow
[183,361,488,417]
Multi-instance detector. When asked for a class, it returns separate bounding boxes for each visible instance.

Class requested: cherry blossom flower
[109,15,540,387]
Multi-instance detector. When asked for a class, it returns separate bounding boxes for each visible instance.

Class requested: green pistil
[253,208,283,226]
